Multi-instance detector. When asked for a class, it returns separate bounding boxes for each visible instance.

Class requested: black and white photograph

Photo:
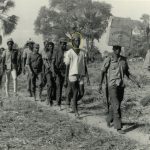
[0,0,149,149]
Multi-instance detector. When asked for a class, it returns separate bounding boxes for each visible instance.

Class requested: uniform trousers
[107,85,124,129]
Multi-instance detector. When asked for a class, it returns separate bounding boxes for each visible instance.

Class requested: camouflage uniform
[27,51,43,99]
[41,42,56,105]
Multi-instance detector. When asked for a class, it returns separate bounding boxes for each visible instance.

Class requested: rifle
[105,73,109,113]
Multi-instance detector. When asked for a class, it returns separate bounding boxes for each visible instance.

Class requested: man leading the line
[99,45,140,134]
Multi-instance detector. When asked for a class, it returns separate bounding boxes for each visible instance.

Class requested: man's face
[7,42,13,50]
[28,43,34,50]
[47,44,53,52]
[113,48,121,55]
[61,42,67,51]
[33,45,39,53]
[0,48,4,55]
[73,37,80,48]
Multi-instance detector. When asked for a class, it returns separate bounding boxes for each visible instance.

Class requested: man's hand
[136,82,141,88]
[52,71,56,78]
[98,84,102,94]
[64,80,68,88]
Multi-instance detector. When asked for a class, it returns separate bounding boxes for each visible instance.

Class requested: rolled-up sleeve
[101,57,111,72]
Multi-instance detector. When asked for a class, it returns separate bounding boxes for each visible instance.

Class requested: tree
[34,0,112,50]
[0,0,18,44]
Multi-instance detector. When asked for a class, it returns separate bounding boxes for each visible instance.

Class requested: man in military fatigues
[99,45,140,134]
[41,40,56,106]
[27,43,43,101]
[52,38,67,108]
[22,39,35,96]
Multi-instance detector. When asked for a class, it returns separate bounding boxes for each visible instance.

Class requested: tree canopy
[0,0,18,44]
[34,0,112,51]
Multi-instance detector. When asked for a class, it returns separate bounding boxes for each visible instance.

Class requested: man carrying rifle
[52,38,67,109]
[26,43,43,101]
[99,45,140,134]
[22,39,35,96]
[40,40,56,106]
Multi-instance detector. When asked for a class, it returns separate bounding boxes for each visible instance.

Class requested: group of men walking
[0,33,89,118]
[0,32,141,134]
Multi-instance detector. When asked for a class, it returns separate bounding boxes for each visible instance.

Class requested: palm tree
[0,0,18,44]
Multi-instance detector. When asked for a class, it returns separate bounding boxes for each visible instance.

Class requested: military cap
[113,45,122,50]
[7,38,14,44]
[27,39,35,44]
[59,37,67,43]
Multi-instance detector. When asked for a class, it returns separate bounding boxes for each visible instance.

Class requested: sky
[2,0,150,50]
[2,0,49,48]
[94,0,150,52]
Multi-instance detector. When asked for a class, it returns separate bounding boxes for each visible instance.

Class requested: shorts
[69,75,84,85]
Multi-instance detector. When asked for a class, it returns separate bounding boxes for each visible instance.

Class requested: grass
[0,61,149,149]
[0,97,142,150]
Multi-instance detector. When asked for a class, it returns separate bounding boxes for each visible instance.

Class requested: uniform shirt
[101,55,129,87]
[41,50,53,72]
[2,49,18,70]
[52,49,66,76]
[27,52,43,74]
[65,48,86,81]
[22,48,32,65]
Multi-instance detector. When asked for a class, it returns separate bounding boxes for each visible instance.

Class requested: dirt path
[47,104,150,146]
[16,93,150,147]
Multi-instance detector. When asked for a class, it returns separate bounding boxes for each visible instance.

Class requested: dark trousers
[0,74,3,89]
[31,74,37,95]
[107,85,124,130]
[66,81,84,113]
[55,74,64,106]
[41,72,56,103]
[31,73,43,95]
[27,72,32,92]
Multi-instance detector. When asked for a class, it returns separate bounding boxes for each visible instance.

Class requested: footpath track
[15,93,150,147]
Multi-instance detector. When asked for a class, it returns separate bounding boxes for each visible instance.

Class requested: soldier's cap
[7,38,14,44]
[113,45,122,50]
[59,37,67,43]
[45,40,54,46]
[26,39,35,44]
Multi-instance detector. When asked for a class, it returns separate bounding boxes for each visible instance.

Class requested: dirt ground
[0,61,150,150]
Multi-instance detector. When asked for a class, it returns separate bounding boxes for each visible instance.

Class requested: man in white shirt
[64,33,90,117]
